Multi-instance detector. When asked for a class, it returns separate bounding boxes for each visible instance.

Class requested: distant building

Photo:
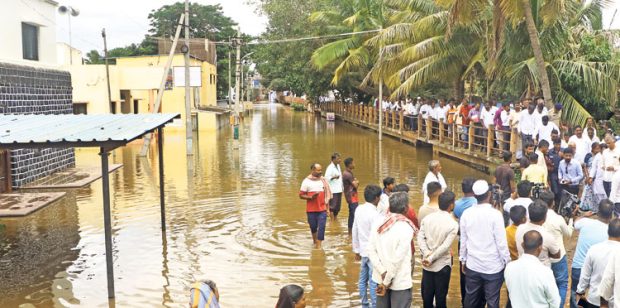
[0,0,75,192]
[0,0,59,65]
[63,48,223,132]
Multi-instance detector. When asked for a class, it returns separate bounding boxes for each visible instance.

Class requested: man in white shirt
[352,185,383,308]
[418,191,459,308]
[499,102,512,151]
[536,116,559,145]
[441,100,450,124]
[422,160,447,204]
[534,99,549,125]
[505,230,560,308]
[480,101,498,149]
[325,152,343,220]
[569,126,592,163]
[368,192,416,308]
[610,168,620,217]
[577,219,620,308]
[404,99,415,131]
[460,180,511,308]
[420,100,431,120]
[515,200,561,267]
[602,134,620,198]
[519,104,538,151]
[540,191,573,308]
[504,181,533,223]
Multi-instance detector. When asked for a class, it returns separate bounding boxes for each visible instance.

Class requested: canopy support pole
[100,147,115,298]
[157,127,166,231]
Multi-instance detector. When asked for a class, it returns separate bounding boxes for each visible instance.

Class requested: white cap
[472,180,489,196]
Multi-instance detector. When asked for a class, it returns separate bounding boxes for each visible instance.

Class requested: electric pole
[228,37,232,110]
[184,0,193,155]
[235,28,242,119]
[102,29,113,114]
[378,25,383,141]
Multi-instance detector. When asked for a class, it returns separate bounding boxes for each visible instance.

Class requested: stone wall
[0,62,75,188]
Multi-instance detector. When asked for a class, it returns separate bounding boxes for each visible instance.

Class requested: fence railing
[321,102,519,159]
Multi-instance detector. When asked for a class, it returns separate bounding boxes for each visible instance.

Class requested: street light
[239,52,254,104]
[58,5,79,65]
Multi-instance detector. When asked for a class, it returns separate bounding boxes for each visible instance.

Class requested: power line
[247,29,381,45]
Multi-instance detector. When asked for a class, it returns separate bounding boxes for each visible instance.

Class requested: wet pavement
[0,104,490,307]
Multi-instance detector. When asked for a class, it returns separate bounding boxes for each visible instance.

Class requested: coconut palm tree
[310,0,387,86]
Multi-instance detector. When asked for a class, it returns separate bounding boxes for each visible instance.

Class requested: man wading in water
[299,163,332,249]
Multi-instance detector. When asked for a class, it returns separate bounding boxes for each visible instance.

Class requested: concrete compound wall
[0,62,75,188]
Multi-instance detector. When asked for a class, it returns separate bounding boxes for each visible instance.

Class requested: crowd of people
[364,96,613,160]
[297,127,620,308]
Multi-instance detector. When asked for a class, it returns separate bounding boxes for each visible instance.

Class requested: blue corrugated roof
[0,113,180,148]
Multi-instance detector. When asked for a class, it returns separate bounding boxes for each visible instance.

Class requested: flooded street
[0,104,489,307]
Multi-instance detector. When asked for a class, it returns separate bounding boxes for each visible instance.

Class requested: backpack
[189,282,220,308]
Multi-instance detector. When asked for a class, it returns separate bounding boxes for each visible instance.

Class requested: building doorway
[0,150,10,193]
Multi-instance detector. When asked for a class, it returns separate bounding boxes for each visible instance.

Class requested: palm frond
[555,88,591,126]
[553,59,618,106]
[311,37,361,69]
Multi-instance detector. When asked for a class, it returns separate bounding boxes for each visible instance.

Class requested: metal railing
[321,102,520,159]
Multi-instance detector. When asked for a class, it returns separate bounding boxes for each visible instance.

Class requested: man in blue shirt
[569,200,612,308]
[454,177,477,306]
[454,177,477,220]
[559,148,584,195]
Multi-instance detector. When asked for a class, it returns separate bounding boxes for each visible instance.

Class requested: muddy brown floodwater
[1,104,494,307]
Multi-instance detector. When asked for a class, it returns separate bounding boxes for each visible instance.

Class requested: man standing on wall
[343,157,360,236]
[299,163,332,249]
[325,153,343,220]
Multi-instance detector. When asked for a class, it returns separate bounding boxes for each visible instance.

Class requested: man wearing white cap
[459,180,511,308]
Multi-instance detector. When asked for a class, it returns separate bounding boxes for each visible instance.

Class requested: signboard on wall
[173,66,202,87]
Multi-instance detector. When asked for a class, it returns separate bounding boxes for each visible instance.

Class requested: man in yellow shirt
[522,153,548,187]
[506,205,528,260]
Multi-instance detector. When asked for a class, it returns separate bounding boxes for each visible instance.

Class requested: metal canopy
[0,113,180,149]
[0,113,179,300]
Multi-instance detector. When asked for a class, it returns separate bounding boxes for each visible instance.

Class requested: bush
[291,103,306,111]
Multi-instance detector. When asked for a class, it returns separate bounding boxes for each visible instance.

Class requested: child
[505,205,527,261]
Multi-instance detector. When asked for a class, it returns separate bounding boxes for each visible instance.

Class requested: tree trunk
[521,0,554,110]
[453,66,466,99]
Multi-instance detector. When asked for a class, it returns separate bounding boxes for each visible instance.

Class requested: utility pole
[235,28,242,119]
[240,61,244,106]
[378,25,383,141]
[232,27,242,147]
[184,0,193,155]
[378,81,383,141]
[102,29,113,114]
[228,37,232,110]
[139,14,185,157]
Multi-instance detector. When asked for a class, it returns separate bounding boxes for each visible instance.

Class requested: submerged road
[1,104,491,307]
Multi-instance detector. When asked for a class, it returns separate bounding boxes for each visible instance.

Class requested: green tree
[252,0,336,102]
[85,50,104,64]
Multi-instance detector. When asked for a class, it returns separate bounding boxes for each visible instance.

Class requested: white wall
[0,0,58,64]
[56,42,82,65]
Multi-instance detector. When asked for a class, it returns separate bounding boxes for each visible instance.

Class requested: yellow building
[64,52,225,132]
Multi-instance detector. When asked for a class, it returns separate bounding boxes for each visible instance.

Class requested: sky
[55,0,619,54]
[54,0,268,53]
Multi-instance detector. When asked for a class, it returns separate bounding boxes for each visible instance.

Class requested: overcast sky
[55,0,619,53]
[55,0,268,52]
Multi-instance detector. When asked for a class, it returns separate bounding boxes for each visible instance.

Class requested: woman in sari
[581,142,603,212]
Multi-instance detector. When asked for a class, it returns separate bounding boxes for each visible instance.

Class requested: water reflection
[0,104,488,307]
